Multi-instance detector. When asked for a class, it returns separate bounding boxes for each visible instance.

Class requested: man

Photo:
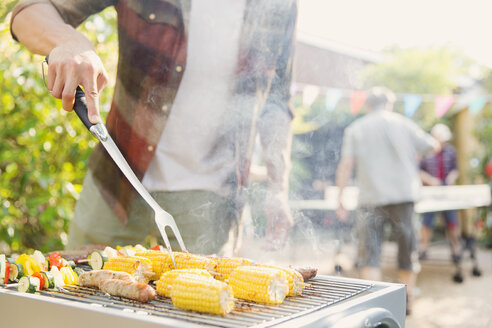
[419,124,462,264]
[11,0,297,255]
[335,87,439,314]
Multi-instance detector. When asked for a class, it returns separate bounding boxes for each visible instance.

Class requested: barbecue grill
[0,274,405,328]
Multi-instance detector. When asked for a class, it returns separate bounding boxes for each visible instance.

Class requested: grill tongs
[44,58,186,267]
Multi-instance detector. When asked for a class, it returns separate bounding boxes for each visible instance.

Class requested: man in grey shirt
[336,87,439,314]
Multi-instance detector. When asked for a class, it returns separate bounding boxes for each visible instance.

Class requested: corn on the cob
[150,251,215,273]
[102,256,153,283]
[209,257,252,281]
[257,264,305,296]
[170,273,234,315]
[228,266,289,305]
[134,250,168,280]
[156,269,212,298]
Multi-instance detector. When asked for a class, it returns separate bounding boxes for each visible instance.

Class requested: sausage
[78,270,135,288]
[99,279,156,303]
[290,266,318,281]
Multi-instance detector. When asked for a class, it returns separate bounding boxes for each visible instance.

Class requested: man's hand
[262,191,294,251]
[11,3,109,124]
[335,156,354,222]
[48,44,109,124]
[336,201,349,222]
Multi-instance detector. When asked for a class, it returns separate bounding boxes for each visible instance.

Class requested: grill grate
[18,277,372,328]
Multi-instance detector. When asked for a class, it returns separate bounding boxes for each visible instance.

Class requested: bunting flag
[302,85,320,107]
[325,89,343,111]
[403,94,422,117]
[434,95,455,118]
[350,91,367,115]
[294,83,490,118]
[468,96,487,115]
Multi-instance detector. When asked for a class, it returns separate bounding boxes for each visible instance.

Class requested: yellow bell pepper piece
[69,266,78,285]
[16,254,41,276]
[60,267,74,285]
[60,266,79,285]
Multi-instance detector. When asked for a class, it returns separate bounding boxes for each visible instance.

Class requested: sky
[298,0,492,67]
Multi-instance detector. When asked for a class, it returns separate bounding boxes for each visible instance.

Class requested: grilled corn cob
[154,252,216,273]
[228,266,289,305]
[257,264,306,296]
[210,257,252,281]
[156,269,212,298]
[134,250,168,280]
[170,273,234,315]
[102,256,153,283]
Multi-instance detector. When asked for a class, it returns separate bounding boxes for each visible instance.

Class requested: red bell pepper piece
[32,272,45,290]
[49,252,63,270]
[4,262,10,284]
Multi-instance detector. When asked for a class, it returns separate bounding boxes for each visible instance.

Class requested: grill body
[0,275,405,327]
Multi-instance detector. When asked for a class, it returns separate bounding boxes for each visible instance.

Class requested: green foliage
[0,7,118,254]
[0,1,18,22]
[474,101,492,246]
[478,73,492,166]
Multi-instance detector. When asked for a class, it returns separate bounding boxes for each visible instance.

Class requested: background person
[335,86,440,314]
[419,124,462,264]
[10,0,297,255]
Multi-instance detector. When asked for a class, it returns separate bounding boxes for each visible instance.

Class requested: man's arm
[430,140,441,154]
[420,170,441,186]
[405,119,441,155]
[258,1,297,250]
[259,110,294,250]
[335,156,354,221]
[11,2,108,123]
[445,145,459,185]
[445,169,459,185]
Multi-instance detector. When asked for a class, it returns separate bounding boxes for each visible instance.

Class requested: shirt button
[149,13,156,20]
[162,104,168,111]
[175,65,183,72]
[147,145,154,152]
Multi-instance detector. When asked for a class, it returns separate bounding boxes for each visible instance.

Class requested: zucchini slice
[8,263,24,281]
[73,267,85,277]
[18,276,40,293]
[41,271,55,289]
[89,251,107,270]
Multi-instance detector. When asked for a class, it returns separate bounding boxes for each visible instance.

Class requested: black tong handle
[45,56,95,131]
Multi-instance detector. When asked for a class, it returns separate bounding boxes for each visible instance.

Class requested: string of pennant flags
[293,84,491,118]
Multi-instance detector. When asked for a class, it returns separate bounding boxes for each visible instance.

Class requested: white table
[290,185,491,214]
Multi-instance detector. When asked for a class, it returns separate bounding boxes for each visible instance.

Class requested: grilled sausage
[291,266,318,281]
[99,279,156,303]
[78,270,135,288]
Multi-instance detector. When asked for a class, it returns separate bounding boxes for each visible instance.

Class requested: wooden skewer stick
[77,259,92,263]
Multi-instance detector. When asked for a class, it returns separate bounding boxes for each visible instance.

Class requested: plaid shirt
[420,144,457,183]
[12,0,297,224]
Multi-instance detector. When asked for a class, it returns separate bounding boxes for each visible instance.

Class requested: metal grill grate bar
[11,276,373,328]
